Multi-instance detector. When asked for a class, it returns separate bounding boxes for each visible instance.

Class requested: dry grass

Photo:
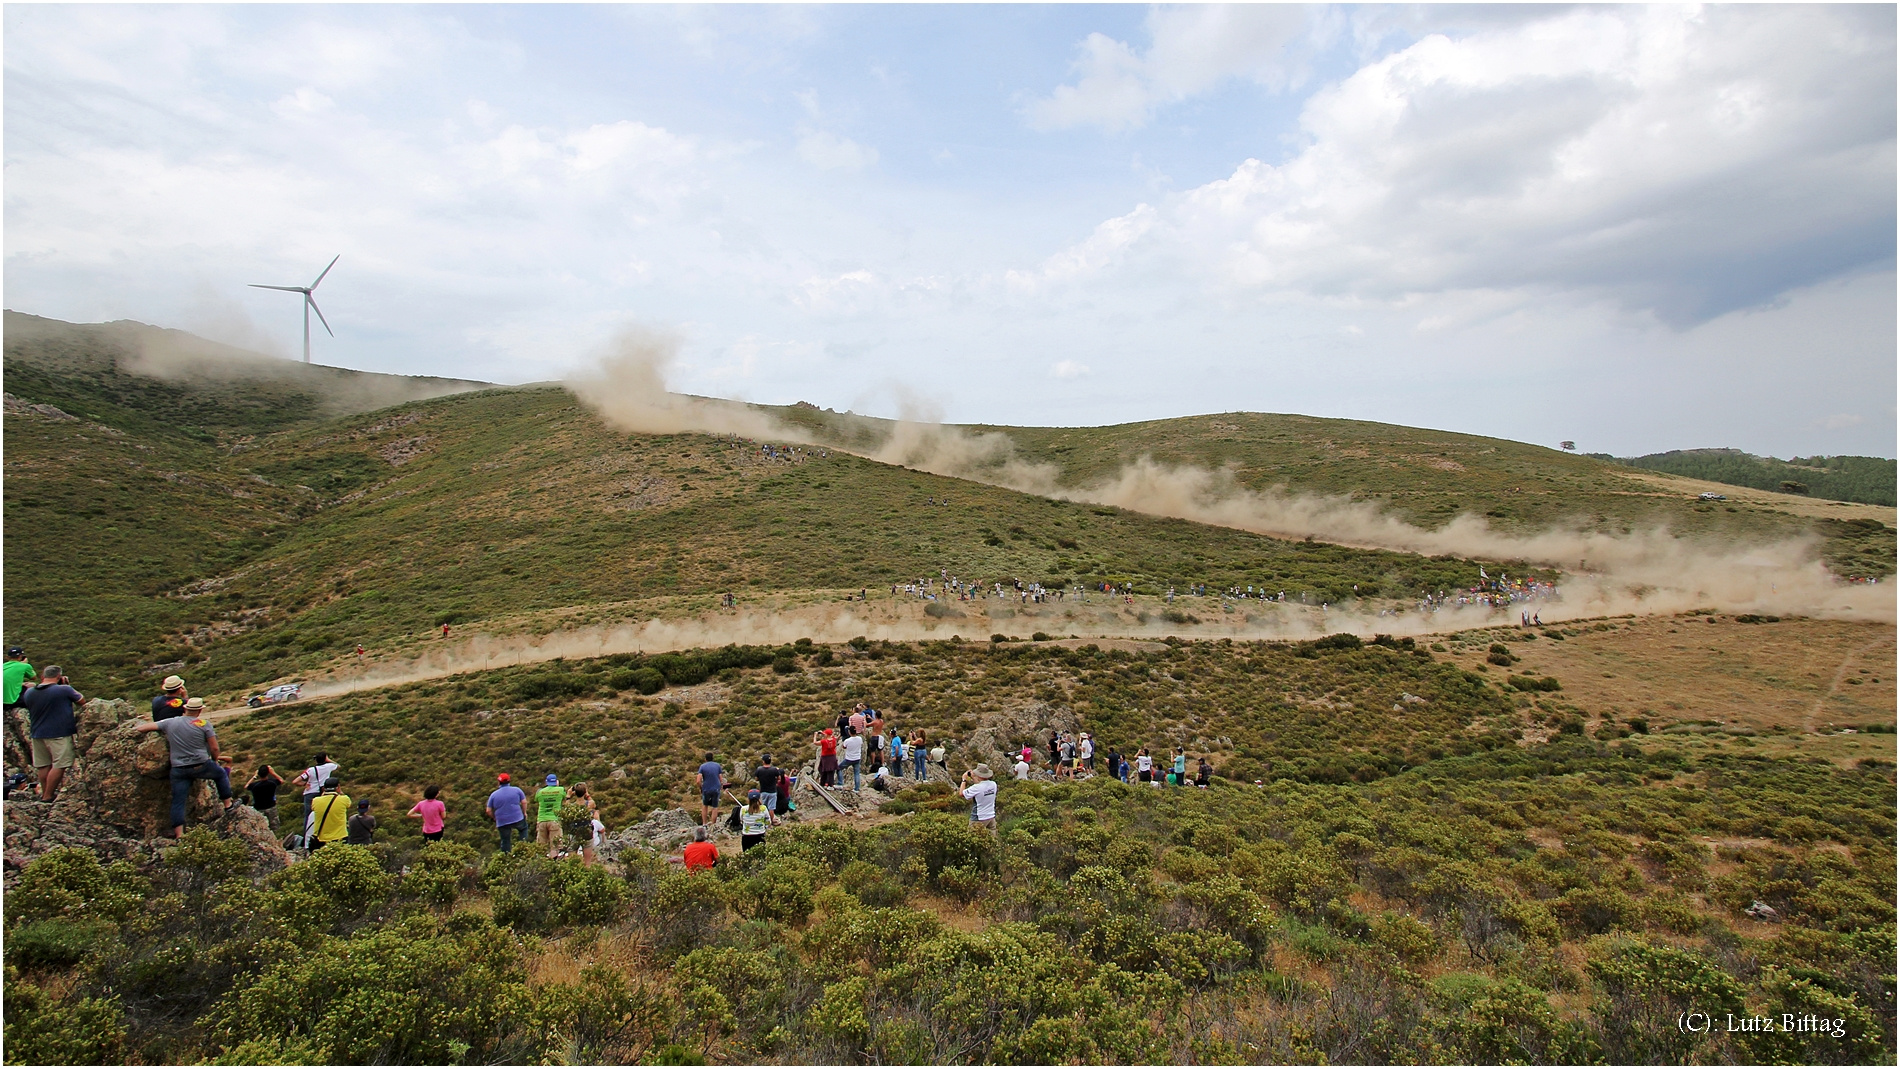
[1440,613,1895,766]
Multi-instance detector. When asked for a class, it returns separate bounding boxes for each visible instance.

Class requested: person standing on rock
[3,647,34,768]
[21,665,84,803]
[3,647,33,714]
[246,765,284,830]
[151,675,188,721]
[910,730,929,780]
[134,698,235,837]
[813,730,839,788]
[840,730,864,791]
[754,754,782,813]
[485,773,529,853]
[929,740,948,779]
[695,753,725,826]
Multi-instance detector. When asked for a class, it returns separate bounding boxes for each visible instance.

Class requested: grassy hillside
[1613,448,1896,507]
[5,316,1891,703]
[10,623,1891,1064]
[2,327,1520,697]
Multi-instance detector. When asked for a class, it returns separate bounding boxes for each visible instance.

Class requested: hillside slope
[1617,447,1896,507]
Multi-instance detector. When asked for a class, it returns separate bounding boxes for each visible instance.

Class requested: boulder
[5,713,291,884]
[599,807,701,861]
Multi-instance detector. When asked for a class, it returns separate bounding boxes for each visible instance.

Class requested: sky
[5,3,1895,459]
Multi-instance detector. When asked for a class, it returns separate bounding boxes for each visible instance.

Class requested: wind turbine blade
[309,255,340,290]
[249,284,307,293]
[307,294,334,337]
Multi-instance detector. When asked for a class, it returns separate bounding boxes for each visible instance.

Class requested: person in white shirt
[840,731,865,791]
[1012,758,1031,780]
[1079,734,1094,772]
[960,764,998,828]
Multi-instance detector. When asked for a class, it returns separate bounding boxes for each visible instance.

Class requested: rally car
[246,683,303,708]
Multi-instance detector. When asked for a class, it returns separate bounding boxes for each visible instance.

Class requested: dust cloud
[567,328,812,441]
[111,320,491,413]
[565,348,1892,625]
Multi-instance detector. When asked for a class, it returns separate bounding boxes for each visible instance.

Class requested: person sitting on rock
[151,674,188,721]
[134,697,235,838]
[678,825,718,871]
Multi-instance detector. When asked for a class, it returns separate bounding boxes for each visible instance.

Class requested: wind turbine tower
[250,256,339,363]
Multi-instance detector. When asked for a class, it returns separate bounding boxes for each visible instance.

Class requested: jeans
[760,791,777,812]
[914,752,928,779]
[169,761,233,829]
[497,819,529,852]
[843,759,861,790]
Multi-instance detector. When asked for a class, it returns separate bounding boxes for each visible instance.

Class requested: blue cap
[546,774,558,785]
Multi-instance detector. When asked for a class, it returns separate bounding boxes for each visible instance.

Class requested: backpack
[725,804,742,833]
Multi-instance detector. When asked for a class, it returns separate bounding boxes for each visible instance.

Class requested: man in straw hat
[134,697,236,837]
[959,762,999,829]
[152,674,188,721]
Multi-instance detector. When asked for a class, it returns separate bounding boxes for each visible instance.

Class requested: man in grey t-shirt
[135,699,235,838]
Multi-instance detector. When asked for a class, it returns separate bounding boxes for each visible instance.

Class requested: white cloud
[1035,6,1896,325]
[1818,413,1866,431]
[1027,6,1313,131]
[796,129,878,171]
[1050,359,1091,379]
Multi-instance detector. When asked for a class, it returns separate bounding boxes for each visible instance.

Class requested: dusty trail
[206,582,1893,722]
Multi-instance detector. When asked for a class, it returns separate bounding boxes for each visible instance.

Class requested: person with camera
[151,674,189,721]
[20,665,85,803]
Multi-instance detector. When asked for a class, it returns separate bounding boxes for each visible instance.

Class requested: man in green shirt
[4,648,34,708]
[4,647,35,768]
[535,773,566,857]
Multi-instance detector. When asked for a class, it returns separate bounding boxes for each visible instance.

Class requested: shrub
[6,848,149,929]
[1311,633,1363,652]
[1588,938,1746,1064]
[272,843,394,921]
[203,912,533,1064]
[6,918,106,969]
[2,977,127,1065]
[1508,675,1562,692]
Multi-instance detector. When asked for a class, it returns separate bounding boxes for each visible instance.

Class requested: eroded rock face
[4,701,291,883]
[599,807,701,860]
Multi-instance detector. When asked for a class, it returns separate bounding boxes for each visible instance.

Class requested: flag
[1479,566,1488,580]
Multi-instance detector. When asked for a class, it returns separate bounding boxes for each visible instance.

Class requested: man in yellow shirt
[303,777,352,852]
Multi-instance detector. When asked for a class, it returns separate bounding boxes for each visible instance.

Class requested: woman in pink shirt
[408,785,448,841]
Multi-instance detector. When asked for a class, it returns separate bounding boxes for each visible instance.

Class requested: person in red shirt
[680,826,718,871]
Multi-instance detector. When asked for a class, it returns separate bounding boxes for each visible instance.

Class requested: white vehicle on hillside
[246,683,303,708]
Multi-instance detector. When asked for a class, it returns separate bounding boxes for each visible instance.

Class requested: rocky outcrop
[4,699,291,882]
[598,807,702,861]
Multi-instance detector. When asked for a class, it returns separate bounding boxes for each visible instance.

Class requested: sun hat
[162,675,186,691]
[972,764,994,780]
[184,697,206,711]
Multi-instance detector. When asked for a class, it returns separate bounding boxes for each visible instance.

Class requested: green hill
[4,319,1509,699]
[4,315,1891,701]
[1609,447,1896,507]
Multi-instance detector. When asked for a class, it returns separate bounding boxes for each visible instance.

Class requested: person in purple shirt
[484,772,529,853]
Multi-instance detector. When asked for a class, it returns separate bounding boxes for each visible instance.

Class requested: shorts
[1137,770,1152,783]
[741,833,766,851]
[702,792,722,808]
[536,820,562,846]
[422,830,444,842]
[30,735,75,770]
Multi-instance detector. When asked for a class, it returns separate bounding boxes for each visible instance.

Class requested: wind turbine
[250,256,339,364]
